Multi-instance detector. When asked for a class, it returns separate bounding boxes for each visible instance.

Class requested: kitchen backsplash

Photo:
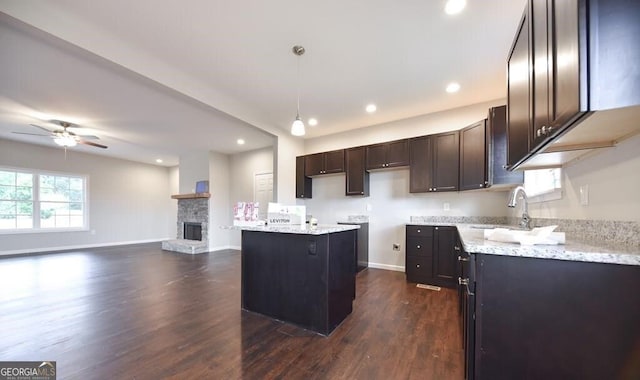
[410,216,639,249]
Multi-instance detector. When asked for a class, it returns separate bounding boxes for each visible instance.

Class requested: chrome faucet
[508,186,531,230]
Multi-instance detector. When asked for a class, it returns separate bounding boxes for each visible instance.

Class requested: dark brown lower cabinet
[472,253,640,380]
[405,225,459,288]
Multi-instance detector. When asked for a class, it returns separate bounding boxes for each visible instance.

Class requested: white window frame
[0,166,89,234]
[524,167,563,204]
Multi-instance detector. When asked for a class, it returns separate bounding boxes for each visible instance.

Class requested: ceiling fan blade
[12,131,51,137]
[29,124,55,133]
[79,140,108,149]
[75,134,100,140]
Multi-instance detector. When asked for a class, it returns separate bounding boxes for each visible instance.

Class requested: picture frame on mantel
[195,180,209,193]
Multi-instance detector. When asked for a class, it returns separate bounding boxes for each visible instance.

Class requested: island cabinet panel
[365,139,409,170]
[474,253,640,380]
[296,156,312,199]
[345,147,369,196]
[241,230,356,336]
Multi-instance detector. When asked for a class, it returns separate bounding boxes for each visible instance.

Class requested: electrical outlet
[393,243,400,251]
[443,202,450,211]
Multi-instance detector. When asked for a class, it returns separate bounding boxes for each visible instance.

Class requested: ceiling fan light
[54,136,77,147]
[291,116,306,136]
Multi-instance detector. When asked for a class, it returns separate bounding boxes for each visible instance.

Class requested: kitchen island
[240,224,359,336]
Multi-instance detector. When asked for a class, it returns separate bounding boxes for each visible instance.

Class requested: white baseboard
[207,245,241,252]
[0,238,169,257]
[368,262,405,272]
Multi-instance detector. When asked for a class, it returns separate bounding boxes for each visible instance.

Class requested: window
[0,170,34,229]
[524,168,562,202]
[0,168,87,232]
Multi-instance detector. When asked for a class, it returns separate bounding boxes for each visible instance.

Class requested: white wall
[304,171,511,270]
[0,138,173,254]
[521,134,640,222]
[208,151,231,250]
[276,134,304,204]
[178,151,210,193]
[168,165,179,237]
[305,99,505,153]
[302,100,511,270]
[228,147,274,247]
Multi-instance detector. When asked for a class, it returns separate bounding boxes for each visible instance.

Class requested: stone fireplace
[162,197,210,254]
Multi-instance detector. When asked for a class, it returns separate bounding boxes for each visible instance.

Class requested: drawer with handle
[406,225,434,238]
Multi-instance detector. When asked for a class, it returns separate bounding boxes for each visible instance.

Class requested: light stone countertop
[226,224,360,235]
[408,222,640,266]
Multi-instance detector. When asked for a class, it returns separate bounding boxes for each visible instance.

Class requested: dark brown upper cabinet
[345,147,369,196]
[459,120,489,191]
[507,0,640,169]
[409,131,459,193]
[489,106,524,186]
[304,149,345,176]
[460,108,524,191]
[506,11,531,168]
[530,0,583,149]
[365,139,409,170]
[409,136,432,193]
[295,156,312,199]
[432,131,459,192]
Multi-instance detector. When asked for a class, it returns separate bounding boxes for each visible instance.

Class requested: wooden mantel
[170,192,211,200]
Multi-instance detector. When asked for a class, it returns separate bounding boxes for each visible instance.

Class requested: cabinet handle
[416,264,420,268]
[502,164,509,169]
[536,128,542,137]
[458,255,469,262]
[541,125,548,135]
[454,246,461,251]
[479,184,483,188]
[417,229,421,233]
[416,245,421,249]
[435,227,438,230]
[458,277,475,296]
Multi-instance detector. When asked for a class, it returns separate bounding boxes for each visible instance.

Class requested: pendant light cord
[296,55,301,117]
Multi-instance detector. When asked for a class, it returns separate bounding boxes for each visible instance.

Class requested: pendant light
[291,45,306,136]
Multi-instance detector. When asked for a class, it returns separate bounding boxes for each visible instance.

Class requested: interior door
[254,172,273,220]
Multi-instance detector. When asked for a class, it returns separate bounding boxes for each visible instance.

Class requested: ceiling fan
[12,120,108,149]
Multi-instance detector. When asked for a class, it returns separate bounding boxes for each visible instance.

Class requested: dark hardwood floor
[0,244,463,379]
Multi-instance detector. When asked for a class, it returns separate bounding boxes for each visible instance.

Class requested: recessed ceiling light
[366,104,377,113]
[155,159,163,163]
[308,118,318,126]
[446,82,461,93]
[445,0,466,15]
[237,139,245,145]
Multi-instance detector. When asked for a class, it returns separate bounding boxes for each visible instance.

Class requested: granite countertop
[228,224,360,235]
[417,223,639,266]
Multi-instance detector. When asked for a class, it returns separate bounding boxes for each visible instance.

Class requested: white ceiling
[0,0,527,166]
